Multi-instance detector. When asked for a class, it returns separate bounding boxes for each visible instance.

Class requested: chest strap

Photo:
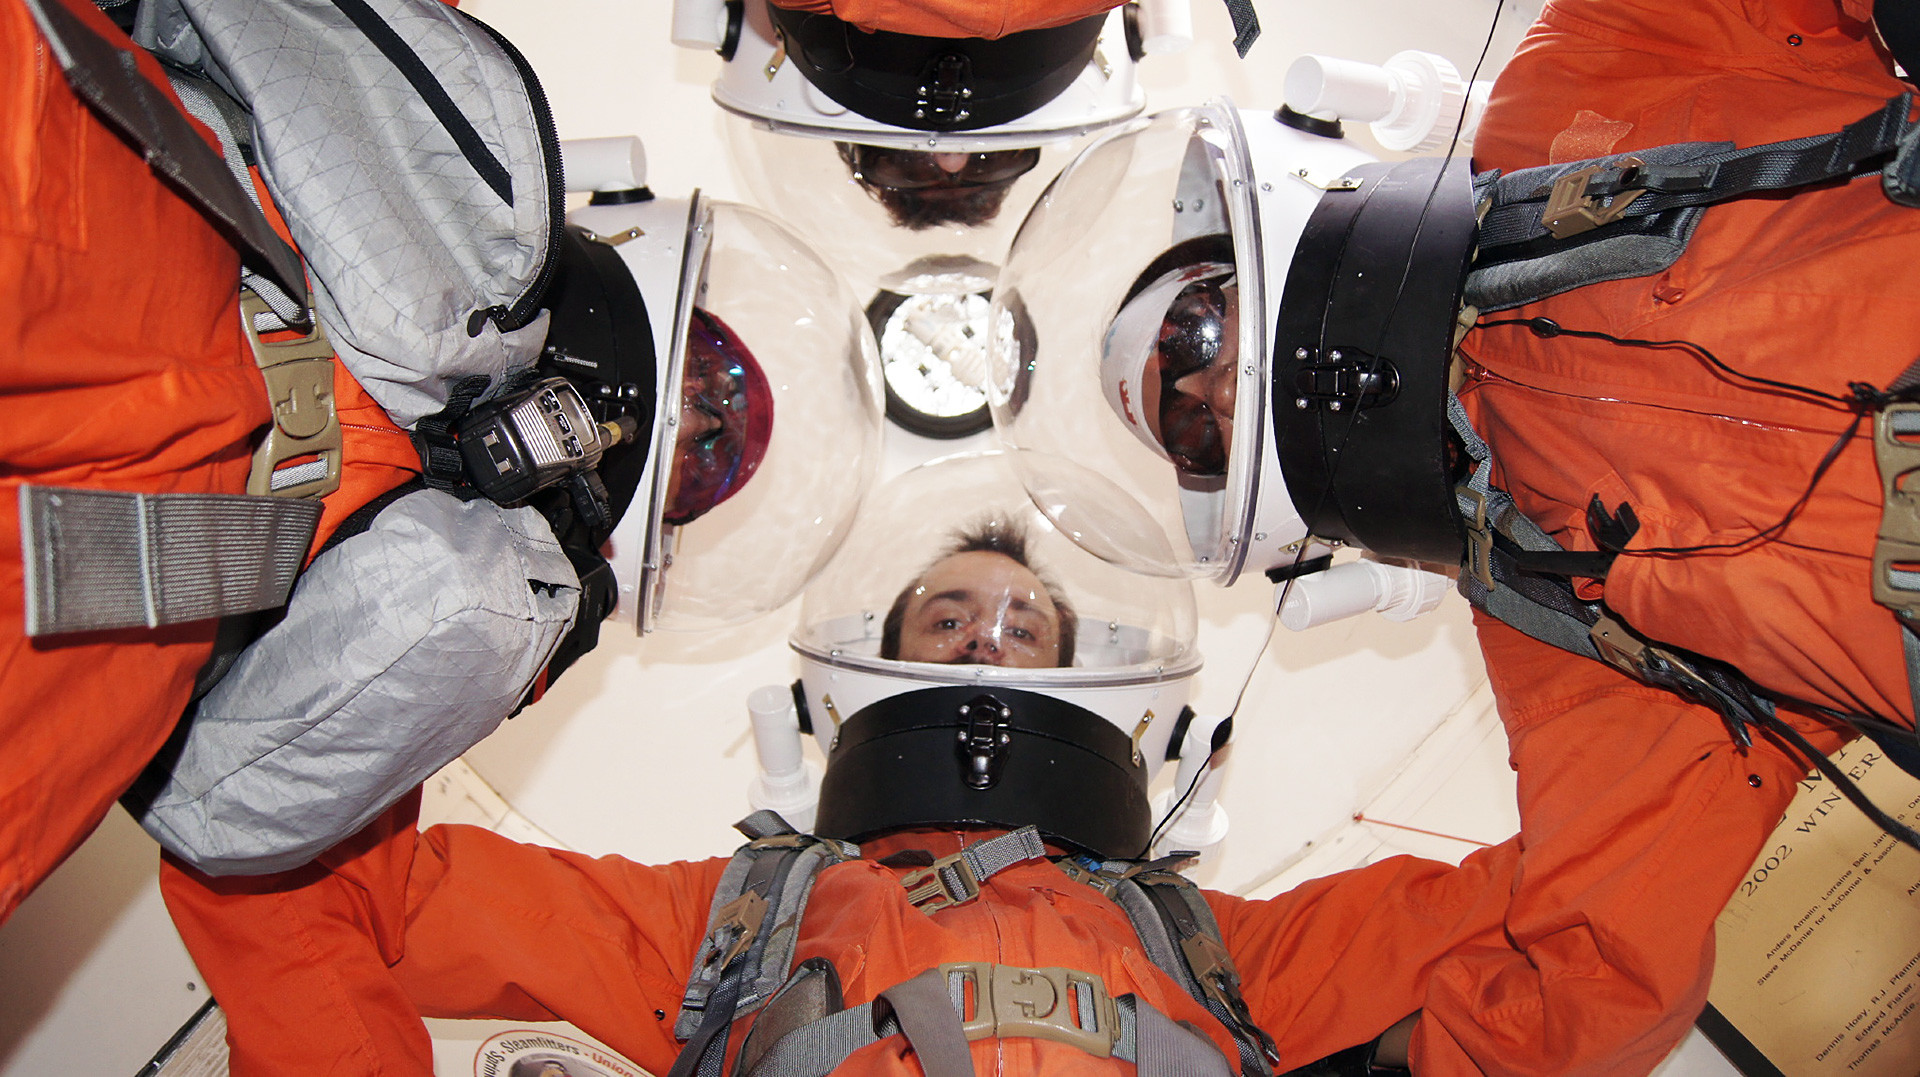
[738,963,1234,1077]
[899,826,1048,913]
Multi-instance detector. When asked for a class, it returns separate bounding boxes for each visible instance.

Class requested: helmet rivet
[1295,398,1310,409]
[1329,349,1343,361]
[1329,401,1344,412]
[1294,347,1309,360]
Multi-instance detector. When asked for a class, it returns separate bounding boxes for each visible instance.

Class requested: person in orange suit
[1287,0,1918,1073]
[0,0,272,925]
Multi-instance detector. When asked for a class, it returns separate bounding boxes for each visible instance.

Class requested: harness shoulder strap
[1447,396,1920,849]
[1467,94,1917,313]
[670,813,858,1077]
[1098,863,1280,1077]
[22,0,309,308]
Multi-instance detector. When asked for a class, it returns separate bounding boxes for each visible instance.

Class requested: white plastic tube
[1277,558,1452,631]
[1154,713,1230,862]
[561,136,647,195]
[1133,0,1194,55]
[1283,54,1397,122]
[670,0,731,52]
[747,684,819,831]
[1283,50,1479,153]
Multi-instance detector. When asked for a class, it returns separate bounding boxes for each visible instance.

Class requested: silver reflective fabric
[132,490,579,874]
[141,0,556,426]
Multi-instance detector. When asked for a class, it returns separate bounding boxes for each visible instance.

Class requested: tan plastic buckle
[1589,612,1653,678]
[241,289,340,499]
[902,852,980,913]
[1542,158,1645,239]
[710,889,768,968]
[940,962,1120,1058]
[1180,931,1242,1009]
[1460,486,1496,590]
[1873,402,1920,621]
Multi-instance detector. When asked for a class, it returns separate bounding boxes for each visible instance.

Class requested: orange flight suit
[1417,0,1912,1072]
[0,0,268,924]
[163,809,1515,1077]
[765,0,1115,39]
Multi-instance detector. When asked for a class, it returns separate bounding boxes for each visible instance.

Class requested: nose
[681,397,724,441]
[958,626,1006,664]
[1174,362,1237,415]
[931,152,971,175]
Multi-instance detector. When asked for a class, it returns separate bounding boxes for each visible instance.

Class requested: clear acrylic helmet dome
[987,102,1376,583]
[714,2,1145,300]
[582,191,885,632]
[791,449,1200,777]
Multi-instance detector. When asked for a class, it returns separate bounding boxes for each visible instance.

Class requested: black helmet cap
[1271,155,1478,566]
[765,5,1106,132]
[812,684,1152,859]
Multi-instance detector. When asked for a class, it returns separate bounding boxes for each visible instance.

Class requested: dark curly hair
[879,518,1076,665]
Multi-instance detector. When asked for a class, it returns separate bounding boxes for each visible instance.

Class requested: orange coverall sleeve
[162,795,730,1077]
[0,0,269,924]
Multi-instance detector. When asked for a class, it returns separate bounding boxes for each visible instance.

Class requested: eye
[936,618,962,631]
[1007,627,1033,641]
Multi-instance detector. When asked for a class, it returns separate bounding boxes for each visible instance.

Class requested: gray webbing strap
[1116,994,1237,1076]
[882,970,976,1077]
[901,826,1048,913]
[1219,0,1259,57]
[19,485,319,636]
[1477,94,1913,255]
[1449,395,1610,663]
[1108,871,1276,1076]
[742,965,1222,1077]
[675,822,859,1042]
[164,72,307,330]
[1904,625,1920,726]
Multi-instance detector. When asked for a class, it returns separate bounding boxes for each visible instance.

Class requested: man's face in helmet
[1138,278,1240,476]
[663,308,773,525]
[893,550,1064,668]
[837,143,1042,230]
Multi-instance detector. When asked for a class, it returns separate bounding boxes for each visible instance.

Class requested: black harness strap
[23,0,309,309]
[1477,94,1914,266]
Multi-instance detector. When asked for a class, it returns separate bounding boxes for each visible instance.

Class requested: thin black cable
[1476,316,1910,559]
[1142,617,1275,858]
[1292,0,1506,547]
[1752,710,1920,852]
[1477,317,1861,408]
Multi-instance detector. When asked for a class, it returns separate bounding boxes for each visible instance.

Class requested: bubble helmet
[987,102,1473,625]
[549,138,885,633]
[790,451,1200,859]
[692,0,1150,301]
